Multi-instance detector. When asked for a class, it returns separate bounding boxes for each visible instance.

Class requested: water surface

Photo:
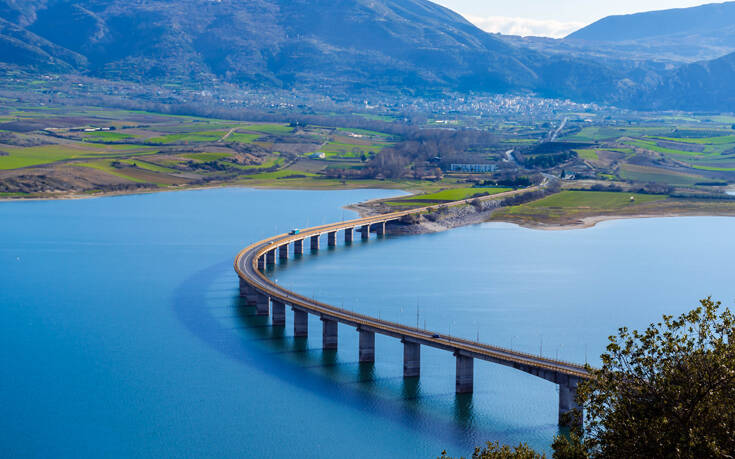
[2,189,734,457]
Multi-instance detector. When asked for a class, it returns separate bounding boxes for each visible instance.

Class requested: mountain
[1,0,734,111]
[631,51,735,110]
[0,0,536,92]
[566,2,735,62]
[0,0,629,100]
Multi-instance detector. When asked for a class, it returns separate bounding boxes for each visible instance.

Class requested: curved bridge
[234,189,590,426]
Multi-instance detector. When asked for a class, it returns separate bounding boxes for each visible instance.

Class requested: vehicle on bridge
[289,228,300,235]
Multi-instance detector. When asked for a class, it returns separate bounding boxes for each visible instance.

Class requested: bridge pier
[358,329,375,363]
[328,231,337,247]
[279,244,289,260]
[257,255,265,271]
[310,235,320,251]
[376,222,386,237]
[322,318,338,350]
[559,378,582,427]
[271,299,286,326]
[344,227,354,244]
[294,239,304,256]
[455,352,474,393]
[255,292,270,316]
[266,248,276,265]
[239,278,248,297]
[402,339,420,378]
[360,225,370,240]
[293,308,308,337]
[239,280,258,304]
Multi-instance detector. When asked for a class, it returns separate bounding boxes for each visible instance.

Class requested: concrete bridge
[234,190,591,426]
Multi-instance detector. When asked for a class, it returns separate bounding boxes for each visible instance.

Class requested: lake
[2,188,734,457]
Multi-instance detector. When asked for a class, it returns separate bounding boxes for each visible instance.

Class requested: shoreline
[3,183,733,233]
[0,180,412,203]
[497,213,701,231]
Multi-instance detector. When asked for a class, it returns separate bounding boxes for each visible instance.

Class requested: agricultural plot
[336,127,392,138]
[225,132,260,143]
[0,144,154,169]
[619,164,706,186]
[384,187,511,207]
[622,133,735,171]
[241,124,294,135]
[146,130,228,144]
[83,131,138,141]
[563,126,671,142]
[326,141,383,156]
[75,160,190,186]
[181,152,232,162]
[493,191,667,224]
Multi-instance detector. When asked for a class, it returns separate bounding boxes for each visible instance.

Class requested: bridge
[234,189,591,426]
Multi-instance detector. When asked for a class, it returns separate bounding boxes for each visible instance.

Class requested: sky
[433,0,716,38]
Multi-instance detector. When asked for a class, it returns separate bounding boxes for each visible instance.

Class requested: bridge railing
[236,228,590,378]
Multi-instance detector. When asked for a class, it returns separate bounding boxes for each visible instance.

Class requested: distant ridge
[567,2,735,45]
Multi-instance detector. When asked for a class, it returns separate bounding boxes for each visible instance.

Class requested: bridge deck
[234,189,591,381]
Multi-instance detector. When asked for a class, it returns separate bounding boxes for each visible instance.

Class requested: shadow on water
[173,253,553,450]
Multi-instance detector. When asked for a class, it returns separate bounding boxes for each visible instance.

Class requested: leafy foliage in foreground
[440,441,545,459]
[448,298,735,458]
[576,297,735,457]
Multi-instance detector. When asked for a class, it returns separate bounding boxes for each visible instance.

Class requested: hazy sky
[433,0,716,38]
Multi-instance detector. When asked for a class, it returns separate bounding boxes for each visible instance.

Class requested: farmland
[3,101,735,230]
[0,105,402,197]
[491,191,667,226]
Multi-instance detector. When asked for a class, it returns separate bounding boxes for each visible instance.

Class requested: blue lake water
[2,188,735,458]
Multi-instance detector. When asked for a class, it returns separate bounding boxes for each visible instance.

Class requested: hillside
[634,51,735,110]
[1,0,735,111]
[566,2,735,62]
[0,0,538,92]
[0,0,630,99]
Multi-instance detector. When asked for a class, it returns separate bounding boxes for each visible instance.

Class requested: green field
[245,169,318,180]
[336,127,391,138]
[495,191,667,222]
[181,152,232,162]
[319,141,384,158]
[226,132,260,143]
[242,124,293,135]
[692,165,735,172]
[619,164,704,186]
[382,187,512,207]
[118,159,178,173]
[84,131,137,141]
[0,145,150,169]
[652,135,735,145]
[404,187,511,201]
[147,131,226,144]
[575,148,599,160]
[75,161,150,183]
[565,126,671,142]
[0,145,83,169]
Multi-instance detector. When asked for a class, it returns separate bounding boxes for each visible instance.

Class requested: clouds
[465,15,585,38]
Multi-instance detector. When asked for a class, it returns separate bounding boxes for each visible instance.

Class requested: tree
[454,298,735,459]
[440,441,545,459]
[562,297,735,457]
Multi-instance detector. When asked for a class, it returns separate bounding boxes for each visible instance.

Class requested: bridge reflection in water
[235,200,591,426]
